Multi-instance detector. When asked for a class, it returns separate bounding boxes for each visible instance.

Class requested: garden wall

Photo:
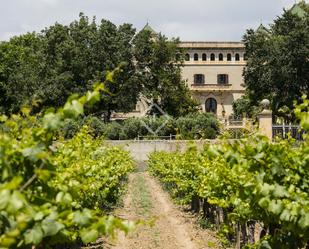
[105,140,216,161]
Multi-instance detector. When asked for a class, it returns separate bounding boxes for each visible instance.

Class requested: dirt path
[107,169,220,249]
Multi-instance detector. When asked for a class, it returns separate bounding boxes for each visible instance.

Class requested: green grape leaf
[73,209,92,226]
[280,209,291,222]
[86,91,100,106]
[258,197,270,209]
[0,237,16,247]
[35,169,51,181]
[80,229,99,244]
[0,114,8,122]
[298,213,309,229]
[260,183,274,196]
[55,192,73,205]
[41,218,64,237]
[268,200,283,215]
[43,113,62,130]
[258,240,272,249]
[7,191,24,213]
[3,176,23,190]
[0,189,10,210]
[273,184,288,198]
[24,225,43,245]
[22,145,46,161]
[34,212,44,221]
[63,100,84,118]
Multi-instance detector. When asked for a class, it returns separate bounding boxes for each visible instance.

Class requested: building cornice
[183,62,246,66]
[179,41,245,49]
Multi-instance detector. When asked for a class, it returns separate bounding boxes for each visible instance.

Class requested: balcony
[190,83,232,92]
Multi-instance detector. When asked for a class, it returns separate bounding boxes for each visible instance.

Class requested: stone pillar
[258,99,273,140]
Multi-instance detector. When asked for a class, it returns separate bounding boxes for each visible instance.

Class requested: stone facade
[111,40,246,120]
[180,41,246,118]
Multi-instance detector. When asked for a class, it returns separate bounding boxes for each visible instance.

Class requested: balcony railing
[190,83,232,91]
[272,125,304,140]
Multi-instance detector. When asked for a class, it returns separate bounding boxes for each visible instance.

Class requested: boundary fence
[272,124,304,140]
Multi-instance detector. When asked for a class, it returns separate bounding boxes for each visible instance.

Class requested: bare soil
[106,170,221,249]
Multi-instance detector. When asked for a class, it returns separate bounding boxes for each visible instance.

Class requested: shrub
[103,122,122,140]
[84,116,106,137]
[61,112,219,140]
[62,118,83,139]
[120,118,144,139]
[61,116,106,139]
[176,113,219,139]
[140,116,176,137]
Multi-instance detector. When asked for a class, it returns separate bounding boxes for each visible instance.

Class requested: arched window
[235,53,240,61]
[205,98,217,114]
[210,53,215,61]
[243,53,247,61]
[202,53,207,61]
[227,53,232,61]
[194,53,199,61]
[219,53,223,61]
[185,53,190,61]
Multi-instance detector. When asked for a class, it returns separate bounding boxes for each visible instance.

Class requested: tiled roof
[142,23,157,34]
[256,24,269,34]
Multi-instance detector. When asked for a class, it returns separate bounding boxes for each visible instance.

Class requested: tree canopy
[0,14,197,120]
[242,2,309,117]
[133,29,198,117]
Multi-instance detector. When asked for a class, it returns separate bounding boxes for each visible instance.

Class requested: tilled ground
[105,170,221,249]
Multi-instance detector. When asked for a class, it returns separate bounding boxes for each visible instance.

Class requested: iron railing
[272,125,304,140]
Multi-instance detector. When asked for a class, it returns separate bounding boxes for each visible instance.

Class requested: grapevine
[148,97,309,248]
[0,72,135,248]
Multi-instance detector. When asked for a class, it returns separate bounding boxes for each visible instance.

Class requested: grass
[131,173,153,216]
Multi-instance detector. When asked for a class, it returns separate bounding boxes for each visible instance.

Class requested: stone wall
[105,140,215,161]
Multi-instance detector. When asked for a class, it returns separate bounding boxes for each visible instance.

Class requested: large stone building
[179,41,246,117]
[111,26,247,120]
[110,1,307,120]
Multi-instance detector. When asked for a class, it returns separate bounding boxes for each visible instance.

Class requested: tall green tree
[133,30,198,117]
[91,21,142,121]
[0,14,196,119]
[0,33,43,113]
[0,14,141,118]
[243,2,309,116]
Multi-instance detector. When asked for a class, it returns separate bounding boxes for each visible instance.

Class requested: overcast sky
[0,0,304,41]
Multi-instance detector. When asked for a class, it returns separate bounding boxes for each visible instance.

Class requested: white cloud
[0,0,299,41]
[40,0,59,5]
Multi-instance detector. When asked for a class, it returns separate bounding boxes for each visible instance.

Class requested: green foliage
[54,128,134,210]
[60,112,219,140]
[62,118,84,139]
[0,14,140,119]
[119,118,145,139]
[243,3,309,115]
[83,116,106,137]
[133,30,198,117]
[103,122,123,140]
[176,112,219,139]
[0,14,197,120]
[0,80,134,248]
[148,98,309,248]
[232,95,261,118]
[115,113,218,139]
